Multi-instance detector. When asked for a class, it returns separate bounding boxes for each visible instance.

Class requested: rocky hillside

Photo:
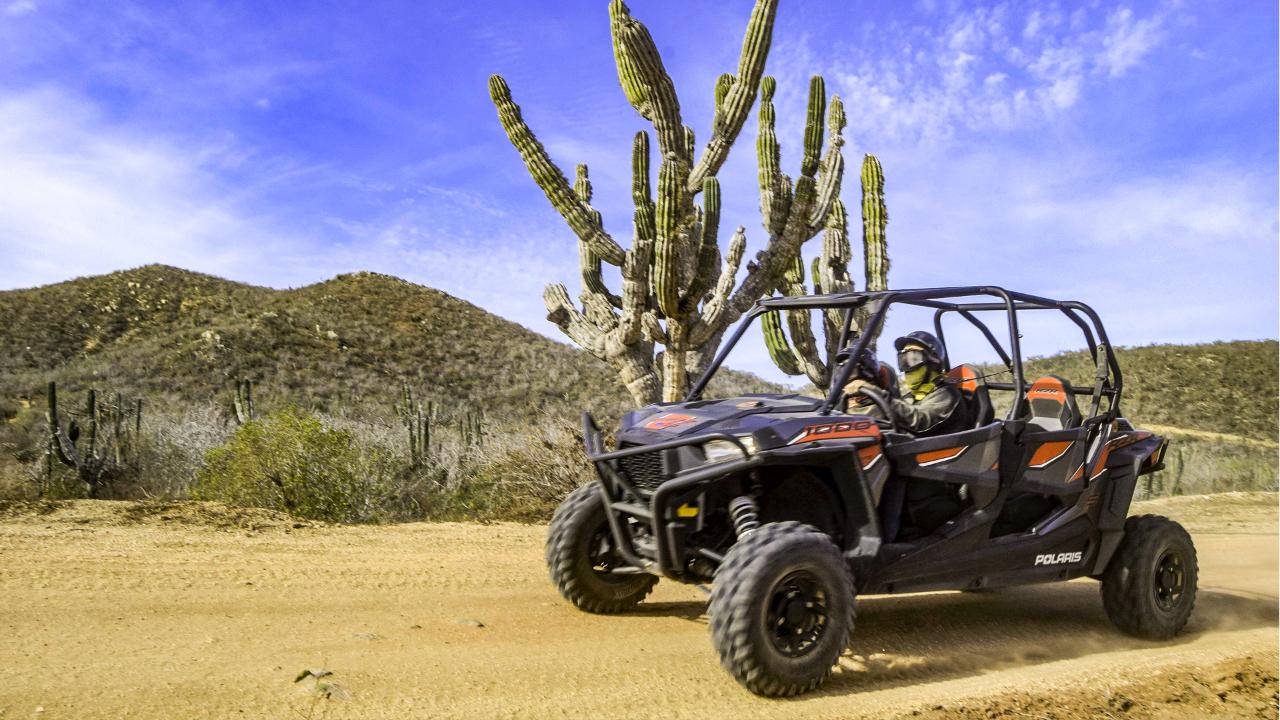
[0,265,774,420]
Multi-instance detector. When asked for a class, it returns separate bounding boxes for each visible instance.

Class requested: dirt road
[1,493,1275,719]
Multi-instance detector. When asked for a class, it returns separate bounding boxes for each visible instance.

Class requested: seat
[994,374,1085,536]
[1024,375,1080,432]
[945,364,993,429]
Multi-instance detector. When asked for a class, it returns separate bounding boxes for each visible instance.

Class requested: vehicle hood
[617,394,855,448]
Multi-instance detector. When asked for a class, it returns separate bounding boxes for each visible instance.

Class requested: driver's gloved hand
[857,385,886,402]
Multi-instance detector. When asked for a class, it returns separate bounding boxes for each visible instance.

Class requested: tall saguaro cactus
[490,0,866,404]
[762,154,891,387]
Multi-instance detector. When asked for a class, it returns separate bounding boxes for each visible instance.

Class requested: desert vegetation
[0,266,1274,523]
[0,266,776,521]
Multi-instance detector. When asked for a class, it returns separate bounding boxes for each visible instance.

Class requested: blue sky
[1,0,1276,382]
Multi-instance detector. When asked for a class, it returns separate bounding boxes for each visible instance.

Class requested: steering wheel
[855,386,904,434]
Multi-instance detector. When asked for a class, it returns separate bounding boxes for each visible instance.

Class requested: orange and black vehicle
[548,287,1192,698]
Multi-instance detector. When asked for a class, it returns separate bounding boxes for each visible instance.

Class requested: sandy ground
[0,493,1275,719]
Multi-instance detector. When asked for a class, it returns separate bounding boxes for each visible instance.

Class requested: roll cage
[687,286,1124,424]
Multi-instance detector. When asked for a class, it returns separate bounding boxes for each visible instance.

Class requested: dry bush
[1136,436,1278,499]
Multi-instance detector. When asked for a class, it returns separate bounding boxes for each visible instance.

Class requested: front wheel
[1100,515,1198,640]
[546,484,657,613]
[708,522,855,697]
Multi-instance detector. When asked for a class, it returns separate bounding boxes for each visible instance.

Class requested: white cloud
[1099,7,1165,77]
[770,3,1178,144]
[4,0,35,16]
[0,89,305,289]
[879,147,1278,347]
[0,87,592,344]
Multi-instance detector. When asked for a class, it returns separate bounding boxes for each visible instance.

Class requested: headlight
[702,436,757,463]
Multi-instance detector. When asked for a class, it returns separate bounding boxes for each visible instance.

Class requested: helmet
[893,331,946,370]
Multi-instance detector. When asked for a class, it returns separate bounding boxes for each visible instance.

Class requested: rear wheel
[546,484,657,613]
[709,522,855,697]
[1100,515,1197,639]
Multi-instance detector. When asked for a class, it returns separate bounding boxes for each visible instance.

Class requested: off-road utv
[547,287,1194,697]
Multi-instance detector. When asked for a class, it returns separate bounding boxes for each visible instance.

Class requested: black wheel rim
[1153,548,1186,611]
[765,570,830,658]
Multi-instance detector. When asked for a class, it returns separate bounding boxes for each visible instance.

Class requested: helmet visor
[897,348,929,372]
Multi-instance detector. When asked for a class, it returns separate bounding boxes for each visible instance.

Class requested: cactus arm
[778,256,831,386]
[46,381,80,469]
[543,283,607,357]
[609,0,686,162]
[710,73,735,133]
[709,77,837,346]
[488,75,625,266]
[233,379,254,425]
[756,77,786,236]
[818,199,853,358]
[761,309,802,376]
[758,252,827,384]
[85,388,97,460]
[618,132,655,345]
[572,165,620,306]
[573,163,593,204]
[688,0,777,193]
[545,280,660,404]
[772,77,826,248]
[688,227,746,345]
[861,154,889,293]
[641,311,667,344]
[581,291,620,329]
[679,178,720,312]
[652,153,684,317]
[800,76,825,177]
[808,95,846,233]
[857,154,890,345]
[539,129,662,405]
[573,166,623,309]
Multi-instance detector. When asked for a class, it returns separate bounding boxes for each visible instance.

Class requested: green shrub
[193,408,397,523]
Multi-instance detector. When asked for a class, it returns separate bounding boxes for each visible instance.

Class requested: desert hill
[0,265,1274,441]
[0,265,774,420]
[1007,341,1277,443]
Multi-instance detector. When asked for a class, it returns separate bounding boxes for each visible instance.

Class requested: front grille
[616,446,668,492]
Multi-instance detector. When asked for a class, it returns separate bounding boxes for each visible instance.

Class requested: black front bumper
[582,412,762,579]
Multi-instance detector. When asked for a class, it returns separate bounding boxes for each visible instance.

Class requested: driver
[844,331,968,437]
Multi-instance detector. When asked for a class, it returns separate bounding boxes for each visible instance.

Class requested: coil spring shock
[728,495,760,539]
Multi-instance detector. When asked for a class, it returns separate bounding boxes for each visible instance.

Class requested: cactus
[856,154,889,341]
[396,382,434,467]
[460,410,486,450]
[45,381,142,498]
[232,378,255,426]
[490,0,872,403]
[760,154,891,387]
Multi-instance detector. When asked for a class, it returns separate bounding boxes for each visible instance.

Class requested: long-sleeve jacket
[858,382,969,436]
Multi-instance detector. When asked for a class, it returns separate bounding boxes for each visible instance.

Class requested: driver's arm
[861,386,959,435]
[843,379,886,419]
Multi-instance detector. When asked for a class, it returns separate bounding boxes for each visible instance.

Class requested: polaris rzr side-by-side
[546,287,1193,697]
